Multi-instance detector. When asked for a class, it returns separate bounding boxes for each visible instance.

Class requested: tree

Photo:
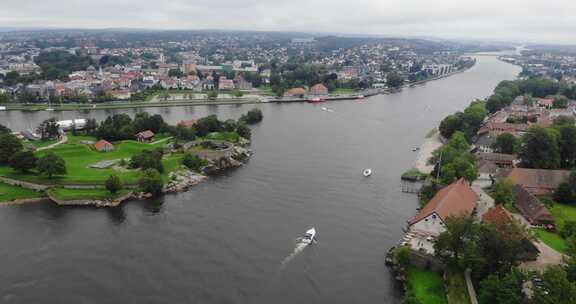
[168,69,183,78]
[37,153,66,178]
[394,246,411,268]
[492,178,514,205]
[0,133,23,164]
[130,149,164,173]
[554,182,574,204]
[36,118,60,140]
[182,153,204,172]
[138,169,163,196]
[0,123,11,134]
[535,266,576,304]
[0,92,11,103]
[236,123,251,140]
[434,215,477,267]
[195,115,223,137]
[240,108,263,124]
[105,175,123,194]
[492,133,518,154]
[478,270,526,304]
[9,151,37,173]
[519,126,560,169]
[558,125,576,167]
[234,90,244,98]
[386,73,404,88]
[553,95,569,109]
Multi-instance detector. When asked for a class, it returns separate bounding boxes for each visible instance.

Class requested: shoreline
[0,65,475,112]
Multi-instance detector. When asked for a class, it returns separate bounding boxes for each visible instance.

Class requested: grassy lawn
[533,228,567,253]
[28,139,59,149]
[549,203,576,231]
[445,271,471,304]
[0,182,44,202]
[0,135,174,185]
[406,267,448,304]
[205,131,240,142]
[48,187,131,201]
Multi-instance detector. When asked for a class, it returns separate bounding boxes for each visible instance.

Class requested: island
[0,108,263,207]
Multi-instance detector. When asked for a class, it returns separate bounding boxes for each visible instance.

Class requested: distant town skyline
[1,0,575,45]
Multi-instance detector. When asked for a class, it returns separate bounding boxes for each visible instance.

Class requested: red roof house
[409,178,478,229]
[94,139,114,152]
[309,83,329,96]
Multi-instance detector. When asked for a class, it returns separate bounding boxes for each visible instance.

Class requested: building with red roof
[94,139,114,152]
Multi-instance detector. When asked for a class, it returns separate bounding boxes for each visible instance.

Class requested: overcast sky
[1,0,574,44]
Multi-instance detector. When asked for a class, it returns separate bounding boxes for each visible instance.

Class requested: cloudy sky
[1,0,574,44]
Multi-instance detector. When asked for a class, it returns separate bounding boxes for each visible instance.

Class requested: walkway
[0,176,49,191]
[520,241,565,272]
[471,182,495,221]
[414,131,443,174]
[36,134,68,151]
[149,136,173,145]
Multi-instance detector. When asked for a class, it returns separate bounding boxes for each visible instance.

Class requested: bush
[240,108,263,125]
[105,175,123,194]
[182,153,205,172]
[138,169,163,196]
[236,123,251,140]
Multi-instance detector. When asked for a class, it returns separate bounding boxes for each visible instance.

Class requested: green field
[406,267,448,304]
[533,228,567,253]
[445,271,471,304]
[0,135,175,185]
[0,182,44,202]
[48,187,131,201]
[530,202,576,253]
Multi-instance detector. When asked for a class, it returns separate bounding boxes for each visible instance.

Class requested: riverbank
[0,64,476,112]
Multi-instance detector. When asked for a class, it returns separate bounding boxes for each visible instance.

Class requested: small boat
[307,97,325,103]
[301,227,317,244]
[45,108,54,111]
[412,147,420,152]
[363,168,373,177]
[356,95,365,99]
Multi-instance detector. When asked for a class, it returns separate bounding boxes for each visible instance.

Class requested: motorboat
[363,168,373,177]
[412,147,420,152]
[301,228,316,244]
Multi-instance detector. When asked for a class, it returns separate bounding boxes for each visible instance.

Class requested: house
[284,87,307,98]
[178,119,197,128]
[136,130,155,143]
[218,77,235,90]
[234,74,253,90]
[482,205,517,229]
[474,133,497,153]
[500,168,570,195]
[476,152,516,168]
[482,205,540,259]
[108,89,131,100]
[94,139,115,152]
[513,185,554,225]
[309,83,329,96]
[404,179,478,254]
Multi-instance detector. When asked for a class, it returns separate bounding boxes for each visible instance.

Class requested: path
[414,131,443,174]
[520,241,565,272]
[0,176,49,191]
[149,136,173,145]
[36,134,68,151]
[471,182,495,221]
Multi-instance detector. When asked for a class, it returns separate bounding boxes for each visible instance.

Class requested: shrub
[105,175,123,194]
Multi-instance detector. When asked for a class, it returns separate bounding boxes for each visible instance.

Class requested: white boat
[363,168,373,177]
[45,108,54,111]
[301,227,316,244]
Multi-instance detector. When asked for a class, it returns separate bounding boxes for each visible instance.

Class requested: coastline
[0,64,476,112]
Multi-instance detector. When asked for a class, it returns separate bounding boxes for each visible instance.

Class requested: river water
[0,55,519,304]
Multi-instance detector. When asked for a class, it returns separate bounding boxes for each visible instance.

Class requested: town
[0,30,480,108]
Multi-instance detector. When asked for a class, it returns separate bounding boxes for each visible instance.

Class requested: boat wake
[280,241,309,270]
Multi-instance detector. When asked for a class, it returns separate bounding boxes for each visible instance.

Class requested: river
[0,55,520,304]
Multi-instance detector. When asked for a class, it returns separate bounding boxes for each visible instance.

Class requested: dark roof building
[513,185,554,225]
[136,130,155,142]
